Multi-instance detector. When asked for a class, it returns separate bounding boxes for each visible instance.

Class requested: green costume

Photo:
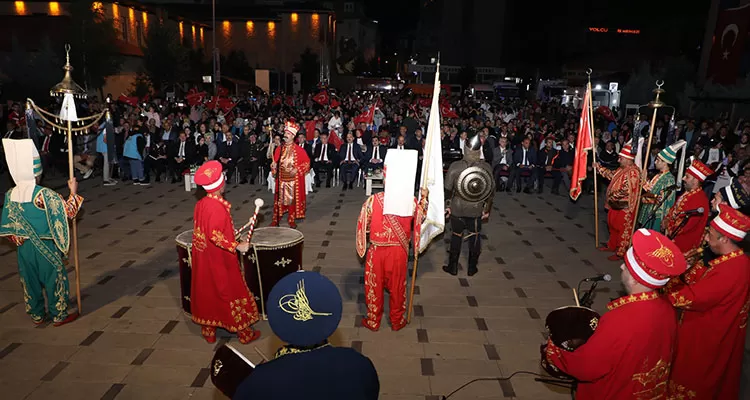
[0,186,81,323]
[638,170,676,230]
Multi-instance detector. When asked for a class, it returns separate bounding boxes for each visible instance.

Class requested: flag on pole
[569,84,593,201]
[417,63,445,253]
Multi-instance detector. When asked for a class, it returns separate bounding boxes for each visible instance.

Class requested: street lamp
[26,44,110,315]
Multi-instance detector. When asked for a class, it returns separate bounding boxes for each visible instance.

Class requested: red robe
[667,250,750,400]
[597,164,641,256]
[356,192,426,330]
[662,188,710,254]
[191,193,260,332]
[272,142,311,225]
[545,292,676,400]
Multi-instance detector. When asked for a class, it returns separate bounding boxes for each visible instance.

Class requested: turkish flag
[707,4,750,85]
[118,95,138,107]
[595,105,616,122]
[570,85,593,201]
[328,130,343,150]
[440,104,458,119]
[312,91,329,106]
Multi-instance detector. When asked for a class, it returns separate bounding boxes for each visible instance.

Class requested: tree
[0,36,61,102]
[142,20,188,94]
[293,48,320,91]
[220,50,254,83]
[129,69,152,98]
[67,0,122,98]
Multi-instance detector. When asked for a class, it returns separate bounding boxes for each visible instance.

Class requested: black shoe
[155,177,161,183]
[516,187,521,193]
[316,183,321,188]
[467,267,478,276]
[326,182,331,188]
[240,179,248,184]
[442,265,458,276]
[171,178,178,184]
[342,184,347,191]
[349,182,354,189]
[250,180,255,184]
[523,188,531,194]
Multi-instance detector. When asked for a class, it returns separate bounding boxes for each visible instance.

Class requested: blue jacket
[123,133,144,160]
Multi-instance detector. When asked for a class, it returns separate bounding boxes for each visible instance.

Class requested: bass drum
[211,344,255,398]
[175,230,194,315]
[242,227,304,318]
[540,306,600,380]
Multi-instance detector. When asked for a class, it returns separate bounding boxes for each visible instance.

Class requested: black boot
[467,265,478,276]
[442,264,458,276]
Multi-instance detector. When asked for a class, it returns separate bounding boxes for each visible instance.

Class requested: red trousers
[363,245,407,331]
[272,205,296,226]
[606,209,631,257]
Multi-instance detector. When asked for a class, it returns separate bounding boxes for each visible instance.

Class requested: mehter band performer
[192,160,260,344]
[0,139,82,326]
[356,150,428,331]
[233,271,379,400]
[443,134,495,276]
[637,140,684,230]
[544,229,687,400]
[594,142,641,261]
[271,120,310,229]
[662,159,713,254]
[666,204,750,400]
[711,177,750,215]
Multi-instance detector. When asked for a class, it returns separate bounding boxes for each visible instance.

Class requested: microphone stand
[636,186,678,230]
[667,213,696,241]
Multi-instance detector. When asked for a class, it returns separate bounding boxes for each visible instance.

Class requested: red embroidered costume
[545,229,687,400]
[596,143,641,258]
[191,161,260,344]
[272,121,310,228]
[356,192,427,331]
[667,205,750,400]
[662,159,712,254]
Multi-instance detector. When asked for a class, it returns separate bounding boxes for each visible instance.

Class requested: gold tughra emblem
[213,359,223,376]
[279,279,333,321]
[646,236,674,268]
[204,168,215,178]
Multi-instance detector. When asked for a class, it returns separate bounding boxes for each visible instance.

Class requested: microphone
[583,274,612,282]
[679,207,704,216]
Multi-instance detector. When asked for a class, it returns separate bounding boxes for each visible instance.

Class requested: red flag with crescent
[707,4,750,85]
[312,91,329,106]
[595,105,616,122]
[570,85,593,201]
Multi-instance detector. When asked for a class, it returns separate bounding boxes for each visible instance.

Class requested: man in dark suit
[508,137,537,193]
[338,132,363,190]
[239,132,263,184]
[536,136,557,193]
[364,136,387,171]
[312,131,337,188]
[168,131,194,183]
[296,132,313,160]
[217,131,241,181]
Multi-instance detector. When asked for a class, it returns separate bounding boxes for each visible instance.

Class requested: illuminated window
[179,21,184,41]
[311,13,319,37]
[246,21,255,36]
[49,2,60,16]
[14,1,25,15]
[200,27,204,46]
[92,2,103,12]
[268,21,276,40]
[191,25,196,45]
[222,20,231,38]
[142,12,148,28]
[291,13,298,22]
[112,3,119,21]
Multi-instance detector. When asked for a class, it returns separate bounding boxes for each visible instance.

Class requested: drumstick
[244,198,265,242]
[573,288,580,307]
[254,346,270,362]
[235,198,265,241]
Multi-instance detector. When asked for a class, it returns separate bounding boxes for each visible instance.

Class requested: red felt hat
[711,203,750,242]
[618,143,634,160]
[625,229,687,289]
[686,159,714,182]
[194,160,225,192]
[285,121,300,136]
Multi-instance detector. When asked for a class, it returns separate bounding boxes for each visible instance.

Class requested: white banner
[418,65,445,253]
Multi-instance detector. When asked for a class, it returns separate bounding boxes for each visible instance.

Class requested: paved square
[0,176,619,399]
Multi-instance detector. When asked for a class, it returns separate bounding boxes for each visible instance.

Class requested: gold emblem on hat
[279,279,332,321]
[646,236,674,268]
[204,168,214,178]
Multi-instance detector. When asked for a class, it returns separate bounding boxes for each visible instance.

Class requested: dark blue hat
[720,178,750,211]
[267,271,342,347]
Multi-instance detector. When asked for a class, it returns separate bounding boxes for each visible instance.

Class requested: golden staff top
[26,44,110,133]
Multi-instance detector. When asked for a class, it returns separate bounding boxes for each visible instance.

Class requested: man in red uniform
[667,204,750,400]
[191,160,261,344]
[544,229,687,400]
[271,120,310,229]
[662,159,713,254]
[356,150,428,331]
[593,142,641,261]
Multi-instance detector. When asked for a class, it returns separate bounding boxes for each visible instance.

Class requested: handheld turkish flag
[570,84,593,201]
[328,130,343,150]
[312,91,329,106]
[707,4,750,85]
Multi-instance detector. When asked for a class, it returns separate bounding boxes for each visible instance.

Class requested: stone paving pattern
[0,175,621,400]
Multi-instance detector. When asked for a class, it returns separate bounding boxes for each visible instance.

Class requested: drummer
[543,229,687,400]
[233,271,379,400]
[191,160,261,344]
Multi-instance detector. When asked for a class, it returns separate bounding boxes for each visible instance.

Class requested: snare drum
[211,343,255,398]
[242,227,304,317]
[175,230,194,315]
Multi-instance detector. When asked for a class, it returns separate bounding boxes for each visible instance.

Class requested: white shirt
[161,129,171,141]
[521,148,528,166]
[318,144,329,161]
[373,146,380,161]
[397,144,404,150]
[479,145,485,160]
[346,143,354,161]
[459,141,465,153]
[178,141,186,158]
